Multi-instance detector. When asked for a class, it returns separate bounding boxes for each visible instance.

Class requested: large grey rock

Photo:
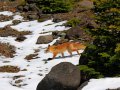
[66,27,87,40]
[65,26,93,43]
[37,62,81,90]
[36,35,53,44]
[27,14,39,20]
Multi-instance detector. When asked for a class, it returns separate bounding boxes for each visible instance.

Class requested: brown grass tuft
[0,65,20,73]
[0,26,31,37]
[0,43,16,58]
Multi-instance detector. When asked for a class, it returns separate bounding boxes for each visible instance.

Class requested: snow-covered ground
[0,11,120,90]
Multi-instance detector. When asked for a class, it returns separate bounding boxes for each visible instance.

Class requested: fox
[45,42,86,59]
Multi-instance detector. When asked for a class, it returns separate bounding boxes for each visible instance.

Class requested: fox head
[45,45,50,53]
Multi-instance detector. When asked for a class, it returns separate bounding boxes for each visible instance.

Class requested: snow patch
[0,11,13,16]
[82,78,120,90]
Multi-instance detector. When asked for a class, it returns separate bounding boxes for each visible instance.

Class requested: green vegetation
[19,0,26,5]
[36,0,78,13]
[79,0,120,78]
[79,65,103,79]
[65,18,81,27]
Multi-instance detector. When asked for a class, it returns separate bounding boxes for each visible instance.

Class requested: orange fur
[45,42,86,59]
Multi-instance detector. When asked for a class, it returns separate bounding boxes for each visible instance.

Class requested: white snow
[13,15,23,20]
[82,78,120,90]
[0,20,13,28]
[0,11,120,90]
[0,12,23,28]
[0,11,13,16]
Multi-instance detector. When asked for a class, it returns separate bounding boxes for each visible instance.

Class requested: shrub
[36,0,77,13]
[78,65,103,80]
[79,0,120,78]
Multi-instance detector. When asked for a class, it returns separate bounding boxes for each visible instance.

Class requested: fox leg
[77,50,80,55]
[52,53,57,59]
[68,50,72,56]
[61,53,64,57]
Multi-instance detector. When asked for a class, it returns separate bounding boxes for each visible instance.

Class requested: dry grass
[0,65,20,73]
[0,1,16,12]
[0,43,16,58]
[0,15,13,22]
[0,0,25,12]
[0,26,31,37]
[25,54,39,61]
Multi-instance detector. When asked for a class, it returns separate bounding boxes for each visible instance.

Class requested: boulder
[37,62,81,90]
[15,35,26,42]
[65,26,93,43]
[36,35,53,44]
[27,14,38,20]
[12,20,21,25]
[66,27,86,39]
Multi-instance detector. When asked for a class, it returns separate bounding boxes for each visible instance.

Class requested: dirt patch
[0,26,31,37]
[0,65,20,73]
[0,43,16,58]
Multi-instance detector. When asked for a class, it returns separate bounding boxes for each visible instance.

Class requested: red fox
[45,42,86,59]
